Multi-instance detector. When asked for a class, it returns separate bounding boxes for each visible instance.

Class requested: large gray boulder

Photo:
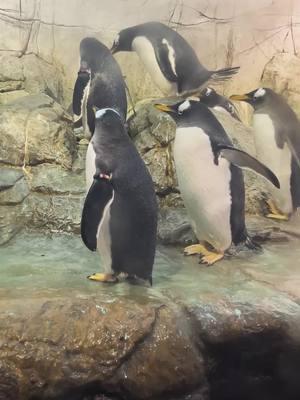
[0,54,67,106]
[0,94,76,168]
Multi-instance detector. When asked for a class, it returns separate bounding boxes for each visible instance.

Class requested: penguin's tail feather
[210,66,240,82]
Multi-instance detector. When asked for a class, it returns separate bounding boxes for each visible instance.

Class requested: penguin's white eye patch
[254,88,266,98]
[205,88,212,96]
[178,100,191,114]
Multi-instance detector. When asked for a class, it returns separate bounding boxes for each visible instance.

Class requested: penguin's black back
[93,112,157,281]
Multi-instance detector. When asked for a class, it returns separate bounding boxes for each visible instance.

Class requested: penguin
[81,107,157,285]
[111,22,239,96]
[230,88,300,220]
[154,98,280,265]
[200,87,241,121]
[72,37,127,139]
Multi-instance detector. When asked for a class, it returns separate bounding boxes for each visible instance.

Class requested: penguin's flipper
[218,145,280,188]
[155,39,178,82]
[72,71,90,116]
[81,178,114,251]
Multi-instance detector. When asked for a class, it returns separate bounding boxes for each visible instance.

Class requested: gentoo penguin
[81,107,157,284]
[154,98,280,265]
[72,37,127,138]
[200,87,241,121]
[111,22,239,96]
[230,88,300,220]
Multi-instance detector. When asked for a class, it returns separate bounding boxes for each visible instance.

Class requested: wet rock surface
[0,222,300,400]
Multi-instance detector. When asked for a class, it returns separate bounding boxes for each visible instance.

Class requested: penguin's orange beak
[229,94,251,102]
[154,103,173,112]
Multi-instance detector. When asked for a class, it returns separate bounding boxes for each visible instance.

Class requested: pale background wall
[1,0,300,108]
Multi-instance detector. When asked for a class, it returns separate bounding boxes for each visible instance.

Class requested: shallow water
[0,231,299,306]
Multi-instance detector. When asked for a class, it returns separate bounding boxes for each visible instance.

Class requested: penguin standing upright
[111,22,239,96]
[230,88,300,220]
[200,87,241,121]
[154,98,280,265]
[81,107,157,285]
[73,37,127,139]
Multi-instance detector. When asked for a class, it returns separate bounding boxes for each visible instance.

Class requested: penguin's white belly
[132,36,177,95]
[85,140,96,191]
[96,191,114,274]
[253,113,292,214]
[82,79,92,139]
[174,127,232,251]
[213,106,229,115]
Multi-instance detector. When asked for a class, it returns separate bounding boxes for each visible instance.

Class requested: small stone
[0,168,23,191]
[0,177,29,205]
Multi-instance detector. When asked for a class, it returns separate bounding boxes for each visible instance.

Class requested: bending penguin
[81,106,157,285]
[230,88,300,220]
[73,37,128,190]
[73,37,127,139]
[111,22,239,96]
[200,87,241,121]
[154,98,280,265]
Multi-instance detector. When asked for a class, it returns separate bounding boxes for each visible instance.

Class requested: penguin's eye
[228,104,234,112]
[205,91,210,97]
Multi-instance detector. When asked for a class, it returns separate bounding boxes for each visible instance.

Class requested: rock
[30,164,85,195]
[72,143,88,174]
[0,54,68,107]
[0,94,76,168]
[110,306,206,399]
[22,54,65,105]
[143,147,176,194]
[0,168,23,191]
[158,207,196,245]
[0,177,30,205]
[0,203,28,245]
[0,298,160,400]
[28,193,84,233]
[0,55,24,93]
[262,53,300,118]
[0,90,29,105]
[133,128,159,155]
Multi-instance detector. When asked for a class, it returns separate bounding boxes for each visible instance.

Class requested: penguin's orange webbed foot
[265,199,289,221]
[87,273,117,283]
[200,252,224,266]
[184,243,207,256]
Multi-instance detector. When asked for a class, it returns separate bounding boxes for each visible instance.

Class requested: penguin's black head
[154,98,201,123]
[230,87,270,110]
[200,87,241,121]
[79,37,110,71]
[111,27,137,54]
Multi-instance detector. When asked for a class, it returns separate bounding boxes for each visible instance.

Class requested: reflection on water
[0,232,299,305]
